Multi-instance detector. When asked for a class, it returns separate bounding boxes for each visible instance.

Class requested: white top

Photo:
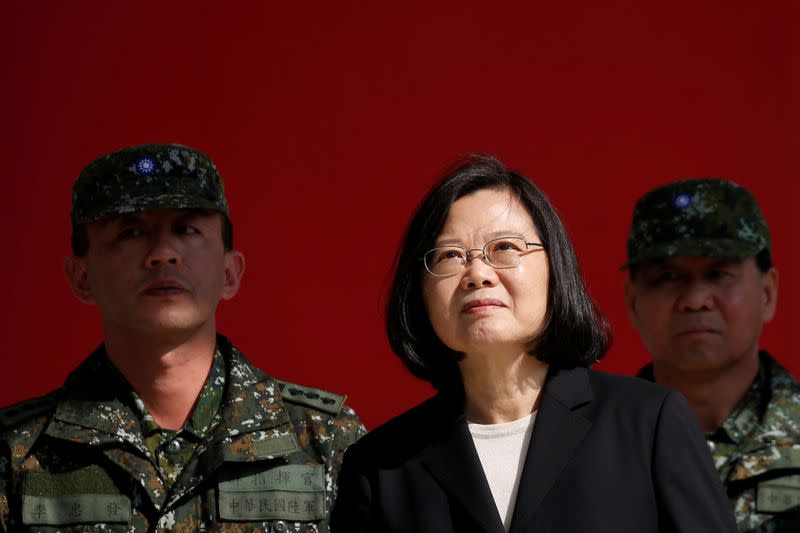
[468,412,537,531]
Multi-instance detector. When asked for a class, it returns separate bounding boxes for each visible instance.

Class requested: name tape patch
[218,464,326,521]
[219,464,325,492]
[22,494,131,525]
[757,477,800,513]
[218,489,325,521]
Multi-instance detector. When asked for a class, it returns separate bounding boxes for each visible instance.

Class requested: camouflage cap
[625,178,770,267]
[71,144,229,225]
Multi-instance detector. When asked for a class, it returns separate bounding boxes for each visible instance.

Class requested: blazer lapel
[508,366,593,533]
[420,396,506,533]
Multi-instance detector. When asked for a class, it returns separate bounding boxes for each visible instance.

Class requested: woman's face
[422,188,549,354]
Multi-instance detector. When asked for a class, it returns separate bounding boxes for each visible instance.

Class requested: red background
[2,2,797,430]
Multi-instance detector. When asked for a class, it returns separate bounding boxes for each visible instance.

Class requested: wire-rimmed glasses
[423,236,545,276]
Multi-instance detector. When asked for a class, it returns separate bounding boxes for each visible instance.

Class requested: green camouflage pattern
[626,178,770,267]
[132,347,226,489]
[640,352,800,532]
[71,144,229,226]
[0,335,366,532]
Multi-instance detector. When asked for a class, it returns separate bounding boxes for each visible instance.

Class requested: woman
[331,155,736,532]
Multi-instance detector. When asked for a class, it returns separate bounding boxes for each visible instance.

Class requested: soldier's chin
[135,314,209,337]
[656,351,733,373]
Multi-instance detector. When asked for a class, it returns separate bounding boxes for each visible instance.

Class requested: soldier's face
[65,209,245,340]
[421,188,549,355]
[624,256,777,374]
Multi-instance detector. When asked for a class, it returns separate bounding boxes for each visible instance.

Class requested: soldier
[623,178,800,532]
[0,144,365,532]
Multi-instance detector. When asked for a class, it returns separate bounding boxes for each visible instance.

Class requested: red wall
[2,2,796,430]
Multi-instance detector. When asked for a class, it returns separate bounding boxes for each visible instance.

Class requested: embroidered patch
[673,193,692,209]
[277,380,346,415]
[757,475,800,513]
[22,494,131,525]
[218,464,326,521]
[22,466,131,525]
[135,157,158,176]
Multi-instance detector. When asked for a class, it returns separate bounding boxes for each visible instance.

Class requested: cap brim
[75,193,227,225]
[622,237,765,270]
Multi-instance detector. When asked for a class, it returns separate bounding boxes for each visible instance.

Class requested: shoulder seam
[0,391,59,431]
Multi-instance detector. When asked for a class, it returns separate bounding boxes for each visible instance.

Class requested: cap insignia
[135,157,158,176]
[673,193,692,209]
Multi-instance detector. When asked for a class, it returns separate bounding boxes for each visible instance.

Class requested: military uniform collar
[638,352,776,444]
[49,345,143,439]
[214,335,293,436]
[749,352,799,447]
[717,359,768,444]
[47,337,294,443]
[130,347,226,441]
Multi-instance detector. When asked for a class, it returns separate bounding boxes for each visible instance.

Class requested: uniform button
[166,440,181,454]
[272,520,288,532]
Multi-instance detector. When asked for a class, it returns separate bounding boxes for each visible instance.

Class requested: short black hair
[71,212,234,256]
[386,154,611,388]
[627,248,774,278]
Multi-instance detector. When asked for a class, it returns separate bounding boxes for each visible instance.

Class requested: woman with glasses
[331,155,736,532]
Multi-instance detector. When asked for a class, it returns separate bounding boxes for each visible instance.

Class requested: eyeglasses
[423,236,545,276]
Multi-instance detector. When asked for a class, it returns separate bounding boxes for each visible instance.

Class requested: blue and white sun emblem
[673,193,692,209]
[135,157,157,176]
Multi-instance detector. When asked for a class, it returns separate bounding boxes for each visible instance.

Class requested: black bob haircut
[386,154,611,389]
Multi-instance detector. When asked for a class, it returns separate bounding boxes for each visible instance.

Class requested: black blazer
[331,366,737,532]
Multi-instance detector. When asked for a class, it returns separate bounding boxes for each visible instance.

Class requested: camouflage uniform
[0,144,366,532]
[627,179,800,531]
[0,335,366,532]
[639,353,800,532]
